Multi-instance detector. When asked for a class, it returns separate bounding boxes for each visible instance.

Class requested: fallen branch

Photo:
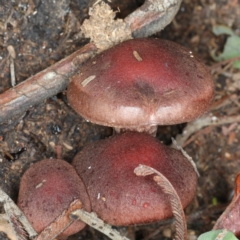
[0,43,97,124]
[0,0,182,125]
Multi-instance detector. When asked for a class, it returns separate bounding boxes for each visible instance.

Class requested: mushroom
[67,38,214,135]
[213,172,240,237]
[17,159,91,239]
[72,131,197,226]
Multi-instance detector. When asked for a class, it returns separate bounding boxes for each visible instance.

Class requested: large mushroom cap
[72,132,197,226]
[67,38,214,129]
[17,159,91,238]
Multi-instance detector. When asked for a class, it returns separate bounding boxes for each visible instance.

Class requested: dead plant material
[70,209,130,240]
[0,188,37,239]
[35,199,82,240]
[175,113,240,147]
[0,43,97,124]
[125,0,182,38]
[134,164,187,240]
[80,2,132,52]
[0,0,182,124]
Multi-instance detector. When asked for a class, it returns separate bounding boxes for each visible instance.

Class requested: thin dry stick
[134,164,187,240]
[171,137,200,177]
[0,214,18,240]
[0,188,37,239]
[70,209,130,240]
[175,113,240,147]
[35,199,82,240]
[125,0,182,38]
[210,55,240,72]
[0,43,97,124]
[0,0,182,124]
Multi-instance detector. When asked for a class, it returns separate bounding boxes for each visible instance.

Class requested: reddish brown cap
[72,132,197,226]
[213,173,240,237]
[67,38,214,129]
[17,159,91,238]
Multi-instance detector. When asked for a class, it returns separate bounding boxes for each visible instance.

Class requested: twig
[35,199,82,240]
[0,188,37,239]
[0,214,18,240]
[70,209,130,240]
[0,0,182,124]
[0,43,97,124]
[171,137,200,177]
[210,55,240,72]
[134,164,187,240]
[175,113,240,147]
[125,0,182,38]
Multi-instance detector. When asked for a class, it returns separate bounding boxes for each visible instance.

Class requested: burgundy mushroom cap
[213,173,240,237]
[72,131,197,226]
[17,159,91,239]
[67,38,214,131]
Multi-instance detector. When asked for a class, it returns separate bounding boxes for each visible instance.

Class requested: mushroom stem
[114,125,158,136]
[134,164,188,240]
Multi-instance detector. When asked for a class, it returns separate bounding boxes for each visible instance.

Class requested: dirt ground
[0,0,240,239]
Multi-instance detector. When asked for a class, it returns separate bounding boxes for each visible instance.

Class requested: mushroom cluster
[18,38,214,238]
[67,38,214,225]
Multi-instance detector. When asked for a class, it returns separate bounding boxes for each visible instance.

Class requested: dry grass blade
[134,164,187,240]
[35,199,82,240]
[175,113,240,147]
[6,213,28,240]
[171,137,200,177]
[0,214,18,240]
[70,209,130,240]
[0,188,37,239]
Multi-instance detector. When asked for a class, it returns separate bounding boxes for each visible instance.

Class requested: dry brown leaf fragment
[81,2,132,52]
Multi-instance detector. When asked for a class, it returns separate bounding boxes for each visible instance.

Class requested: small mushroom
[17,159,91,239]
[67,38,214,135]
[72,131,197,226]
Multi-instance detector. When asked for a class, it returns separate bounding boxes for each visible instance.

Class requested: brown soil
[0,0,240,239]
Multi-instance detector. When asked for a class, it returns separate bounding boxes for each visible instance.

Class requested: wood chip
[133,50,142,61]
[81,75,96,87]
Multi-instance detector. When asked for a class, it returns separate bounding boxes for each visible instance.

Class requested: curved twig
[125,0,182,38]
